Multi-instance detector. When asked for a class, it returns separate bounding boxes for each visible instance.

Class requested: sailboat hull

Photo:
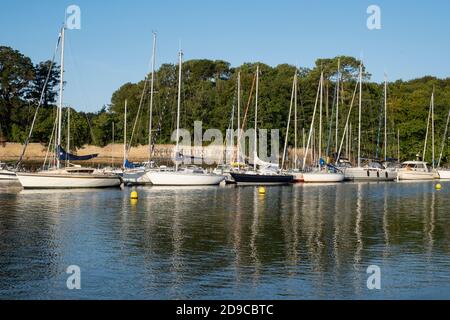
[16,172,122,189]
[230,173,294,185]
[438,170,450,179]
[147,171,225,186]
[302,172,345,183]
[343,167,397,181]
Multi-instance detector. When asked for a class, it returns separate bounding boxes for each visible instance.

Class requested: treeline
[1,45,450,163]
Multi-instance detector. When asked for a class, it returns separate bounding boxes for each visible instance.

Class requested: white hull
[122,169,151,185]
[16,172,122,189]
[147,171,225,186]
[397,171,435,181]
[303,172,345,183]
[0,170,18,181]
[438,170,450,180]
[344,167,397,181]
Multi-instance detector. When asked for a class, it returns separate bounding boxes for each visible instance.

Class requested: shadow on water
[0,180,449,299]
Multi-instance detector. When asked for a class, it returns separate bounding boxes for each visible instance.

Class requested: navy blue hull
[230,173,294,185]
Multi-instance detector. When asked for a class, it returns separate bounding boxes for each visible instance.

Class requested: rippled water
[0,181,449,299]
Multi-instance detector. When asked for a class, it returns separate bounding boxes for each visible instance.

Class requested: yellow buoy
[436,183,442,190]
[258,187,266,195]
[130,190,139,200]
[130,199,138,206]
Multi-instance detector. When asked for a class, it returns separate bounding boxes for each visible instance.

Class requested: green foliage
[1,45,450,164]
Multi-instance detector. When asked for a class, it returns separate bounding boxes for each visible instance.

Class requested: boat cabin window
[401,163,428,170]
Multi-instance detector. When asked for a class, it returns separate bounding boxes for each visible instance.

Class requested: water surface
[0,181,449,299]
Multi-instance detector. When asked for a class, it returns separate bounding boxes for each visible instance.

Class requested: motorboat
[397,161,435,180]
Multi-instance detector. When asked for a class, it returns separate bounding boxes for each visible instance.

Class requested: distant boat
[17,167,121,189]
[398,91,438,181]
[150,166,225,186]
[123,33,157,185]
[226,65,293,186]
[343,159,397,181]
[230,170,293,185]
[339,66,395,181]
[397,161,435,180]
[302,72,344,183]
[16,25,121,189]
[146,50,225,186]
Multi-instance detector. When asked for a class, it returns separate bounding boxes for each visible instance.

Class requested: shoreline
[0,142,309,165]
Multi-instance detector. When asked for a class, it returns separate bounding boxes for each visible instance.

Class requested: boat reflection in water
[0,181,449,299]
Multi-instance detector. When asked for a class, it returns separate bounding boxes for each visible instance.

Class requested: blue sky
[1,0,450,112]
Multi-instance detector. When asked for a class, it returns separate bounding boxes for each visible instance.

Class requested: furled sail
[123,159,136,169]
[57,145,98,161]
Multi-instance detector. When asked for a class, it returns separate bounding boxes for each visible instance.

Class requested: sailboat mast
[302,77,321,170]
[294,70,298,170]
[281,71,296,170]
[123,99,127,167]
[358,64,362,168]
[175,50,183,171]
[432,90,435,169]
[423,96,432,160]
[319,72,323,167]
[335,59,340,153]
[237,71,241,170]
[66,107,70,167]
[437,108,450,168]
[148,32,157,163]
[57,26,65,169]
[254,65,259,171]
[112,122,115,168]
[384,74,388,161]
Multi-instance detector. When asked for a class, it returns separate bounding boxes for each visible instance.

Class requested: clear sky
[1,0,450,112]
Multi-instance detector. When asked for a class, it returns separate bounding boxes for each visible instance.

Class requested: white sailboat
[147,50,225,186]
[398,91,436,181]
[122,33,159,185]
[121,99,151,185]
[339,66,396,181]
[16,26,121,189]
[302,72,344,183]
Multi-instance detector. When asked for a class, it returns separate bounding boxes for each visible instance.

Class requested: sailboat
[120,99,152,185]
[121,33,159,185]
[437,107,450,179]
[16,25,121,189]
[146,50,225,186]
[398,91,436,181]
[338,66,396,181]
[302,72,344,183]
[230,65,294,185]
